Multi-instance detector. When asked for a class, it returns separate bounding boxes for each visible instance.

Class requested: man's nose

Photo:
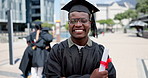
[75,21,82,26]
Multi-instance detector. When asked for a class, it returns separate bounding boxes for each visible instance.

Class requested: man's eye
[81,19,88,23]
[70,20,76,23]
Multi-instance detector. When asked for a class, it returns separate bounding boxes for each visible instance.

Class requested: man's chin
[72,35,86,39]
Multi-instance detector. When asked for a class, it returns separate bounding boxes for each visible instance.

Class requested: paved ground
[91,32,148,78]
[0,31,148,78]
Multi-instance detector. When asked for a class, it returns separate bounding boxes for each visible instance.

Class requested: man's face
[69,12,91,39]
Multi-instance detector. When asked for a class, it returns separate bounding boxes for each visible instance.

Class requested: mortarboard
[32,21,42,30]
[61,0,99,37]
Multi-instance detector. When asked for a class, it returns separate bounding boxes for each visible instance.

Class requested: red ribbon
[100,58,112,69]
[32,41,35,43]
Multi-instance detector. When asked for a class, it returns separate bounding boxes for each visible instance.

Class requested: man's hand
[32,46,37,50]
[45,46,50,49]
[90,68,108,78]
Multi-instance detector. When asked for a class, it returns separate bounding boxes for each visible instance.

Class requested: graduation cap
[32,21,42,30]
[61,0,99,37]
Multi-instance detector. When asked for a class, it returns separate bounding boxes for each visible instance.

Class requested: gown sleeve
[107,60,116,78]
[44,44,62,78]
[98,44,116,78]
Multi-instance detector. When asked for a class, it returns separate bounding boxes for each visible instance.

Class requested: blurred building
[135,15,148,23]
[121,0,137,9]
[96,1,137,29]
[0,0,54,32]
[96,2,135,21]
[26,0,54,27]
[0,0,26,32]
[60,3,68,26]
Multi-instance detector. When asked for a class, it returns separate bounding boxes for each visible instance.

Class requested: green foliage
[34,19,41,21]
[106,19,115,26]
[124,9,138,19]
[97,19,115,26]
[42,22,54,28]
[33,20,54,28]
[96,20,106,24]
[114,13,125,21]
[114,9,138,26]
[114,9,137,21]
[136,0,148,14]
[64,22,69,30]
[114,13,125,26]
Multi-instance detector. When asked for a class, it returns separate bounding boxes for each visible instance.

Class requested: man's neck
[71,37,88,46]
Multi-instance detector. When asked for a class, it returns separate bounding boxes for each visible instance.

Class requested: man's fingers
[100,70,108,75]
[104,74,108,78]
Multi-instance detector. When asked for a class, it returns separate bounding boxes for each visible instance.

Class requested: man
[44,0,116,78]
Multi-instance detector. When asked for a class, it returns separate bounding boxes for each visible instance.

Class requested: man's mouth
[74,30,84,33]
[73,29,86,33]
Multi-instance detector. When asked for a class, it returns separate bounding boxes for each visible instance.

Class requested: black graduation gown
[32,31,53,67]
[19,46,33,77]
[40,31,53,62]
[44,39,116,78]
[19,31,53,77]
[40,31,53,51]
[19,32,37,77]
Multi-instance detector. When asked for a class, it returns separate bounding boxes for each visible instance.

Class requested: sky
[54,0,121,21]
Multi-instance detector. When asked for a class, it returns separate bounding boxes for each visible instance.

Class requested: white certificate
[99,48,109,72]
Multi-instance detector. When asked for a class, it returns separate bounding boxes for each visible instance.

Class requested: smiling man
[44,0,116,78]
[69,11,91,45]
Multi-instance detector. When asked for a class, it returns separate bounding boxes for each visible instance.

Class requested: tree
[64,22,69,30]
[42,22,54,28]
[114,13,128,33]
[97,19,115,27]
[136,0,148,14]
[33,20,54,28]
[106,19,115,26]
[97,19,115,33]
[124,9,138,19]
[96,19,106,25]
[114,9,138,24]
[114,13,125,26]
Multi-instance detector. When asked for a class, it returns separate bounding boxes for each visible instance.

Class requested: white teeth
[75,30,83,32]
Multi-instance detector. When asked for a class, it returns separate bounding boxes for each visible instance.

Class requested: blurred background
[0,0,147,41]
[0,0,148,78]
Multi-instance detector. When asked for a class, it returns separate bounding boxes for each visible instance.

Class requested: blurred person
[44,0,116,78]
[31,27,53,78]
[25,22,42,46]
[135,26,143,37]
[19,22,53,78]
[19,22,42,78]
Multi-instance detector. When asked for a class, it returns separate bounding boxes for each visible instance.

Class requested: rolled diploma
[99,48,109,72]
